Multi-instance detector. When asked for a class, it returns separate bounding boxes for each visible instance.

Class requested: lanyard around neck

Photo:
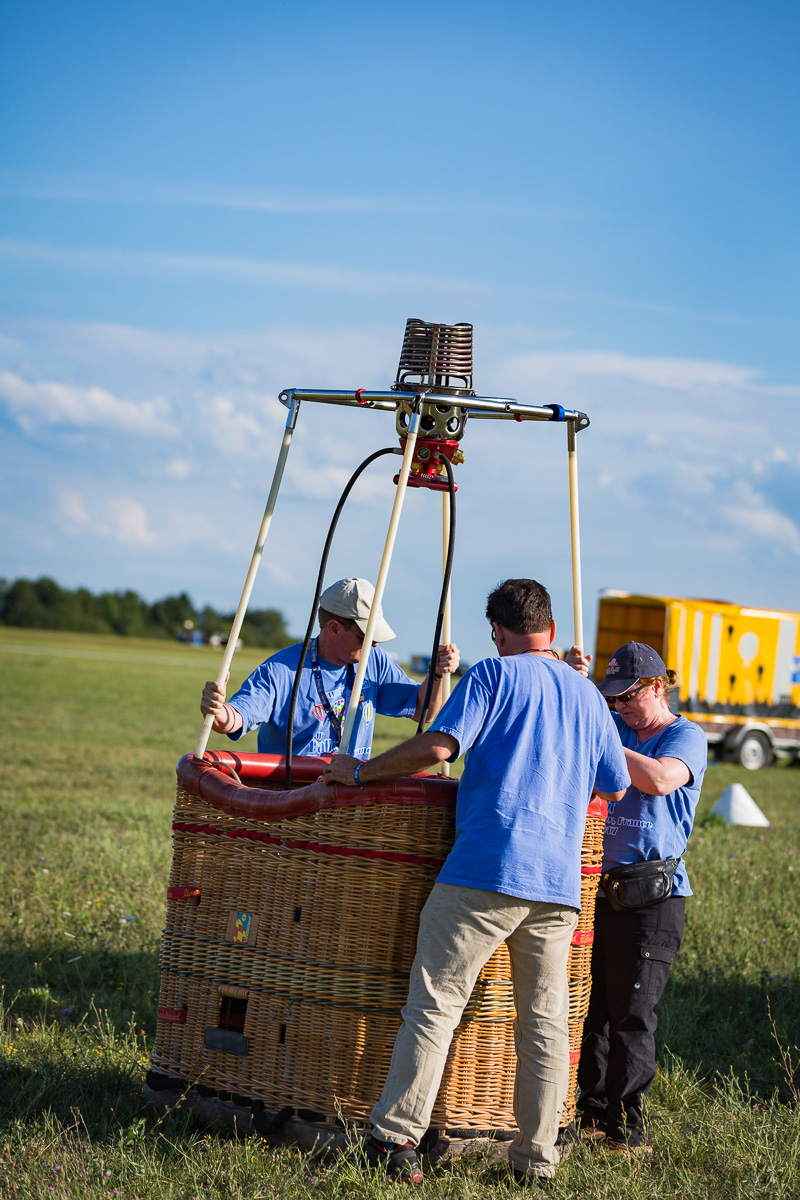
[310,637,355,749]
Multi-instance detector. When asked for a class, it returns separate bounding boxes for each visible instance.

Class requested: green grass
[2,627,799,1199]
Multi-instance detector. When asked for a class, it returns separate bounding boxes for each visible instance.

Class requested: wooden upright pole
[567,419,584,654]
[338,407,423,757]
[440,489,452,776]
[194,396,301,759]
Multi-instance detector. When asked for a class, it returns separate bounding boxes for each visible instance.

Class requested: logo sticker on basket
[225,912,260,944]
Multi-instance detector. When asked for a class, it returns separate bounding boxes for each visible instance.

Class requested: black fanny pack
[600,857,682,912]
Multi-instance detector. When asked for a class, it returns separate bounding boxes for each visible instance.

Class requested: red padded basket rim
[176,751,458,821]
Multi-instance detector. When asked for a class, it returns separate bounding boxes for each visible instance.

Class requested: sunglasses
[613,684,647,704]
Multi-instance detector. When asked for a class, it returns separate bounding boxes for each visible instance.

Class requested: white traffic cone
[711,783,770,827]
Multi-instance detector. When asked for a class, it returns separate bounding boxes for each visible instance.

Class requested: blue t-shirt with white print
[226,640,419,758]
[602,712,707,897]
[428,654,631,910]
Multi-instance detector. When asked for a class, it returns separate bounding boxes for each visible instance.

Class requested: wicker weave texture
[152,766,604,1131]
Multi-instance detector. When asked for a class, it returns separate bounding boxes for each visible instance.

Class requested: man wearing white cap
[200,577,460,759]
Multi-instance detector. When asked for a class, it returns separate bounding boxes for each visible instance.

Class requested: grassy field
[1,626,799,1199]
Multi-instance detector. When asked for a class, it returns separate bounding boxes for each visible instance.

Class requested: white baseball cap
[319,577,396,642]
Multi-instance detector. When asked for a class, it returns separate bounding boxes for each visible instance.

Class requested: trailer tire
[735,731,772,771]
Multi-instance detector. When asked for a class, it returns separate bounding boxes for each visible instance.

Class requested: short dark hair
[318,607,358,631]
[485,578,552,635]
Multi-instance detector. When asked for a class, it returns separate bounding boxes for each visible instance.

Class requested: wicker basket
[150,751,606,1131]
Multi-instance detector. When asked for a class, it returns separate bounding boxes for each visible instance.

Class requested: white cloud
[770,445,793,464]
[166,457,193,480]
[0,168,578,221]
[719,482,800,555]
[0,239,496,298]
[59,489,90,526]
[57,488,156,547]
[500,350,776,393]
[0,369,175,435]
[104,498,156,547]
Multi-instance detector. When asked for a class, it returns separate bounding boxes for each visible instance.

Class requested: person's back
[434,654,622,908]
[320,576,630,1185]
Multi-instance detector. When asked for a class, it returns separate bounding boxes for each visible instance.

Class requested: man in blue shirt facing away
[200,577,460,759]
[322,578,630,1184]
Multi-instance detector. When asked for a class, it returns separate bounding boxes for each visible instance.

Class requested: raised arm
[413,642,461,723]
[566,645,593,677]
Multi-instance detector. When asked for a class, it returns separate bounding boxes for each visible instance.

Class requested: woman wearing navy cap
[567,641,707,1155]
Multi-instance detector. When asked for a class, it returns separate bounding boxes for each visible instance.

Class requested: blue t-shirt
[602,713,707,897]
[428,655,631,909]
[227,641,419,758]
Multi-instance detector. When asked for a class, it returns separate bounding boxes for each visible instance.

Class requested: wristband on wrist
[353,761,366,787]
[434,673,443,679]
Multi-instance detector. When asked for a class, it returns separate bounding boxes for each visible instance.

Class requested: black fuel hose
[284,447,401,787]
[416,453,456,734]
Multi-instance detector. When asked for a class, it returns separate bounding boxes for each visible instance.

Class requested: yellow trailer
[593,591,800,769]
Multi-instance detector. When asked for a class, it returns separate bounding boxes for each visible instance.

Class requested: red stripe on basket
[569,1050,580,1065]
[571,929,594,946]
[581,865,602,875]
[167,886,202,900]
[157,1006,187,1024]
[171,822,447,868]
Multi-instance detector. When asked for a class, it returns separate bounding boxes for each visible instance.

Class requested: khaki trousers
[371,882,578,1177]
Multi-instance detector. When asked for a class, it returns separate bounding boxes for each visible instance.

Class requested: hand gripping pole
[194,396,301,759]
[567,419,584,654]
[338,405,423,757]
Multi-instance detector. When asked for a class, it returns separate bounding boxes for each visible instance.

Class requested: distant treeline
[0,576,293,649]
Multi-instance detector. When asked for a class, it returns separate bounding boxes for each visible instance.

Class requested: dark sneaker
[604,1137,652,1156]
[577,1111,607,1141]
[361,1135,423,1183]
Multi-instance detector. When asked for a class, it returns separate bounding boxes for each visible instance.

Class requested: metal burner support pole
[194,395,301,759]
[338,405,423,757]
[440,490,452,777]
[567,419,584,654]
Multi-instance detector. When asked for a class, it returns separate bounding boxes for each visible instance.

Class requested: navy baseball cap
[597,641,668,696]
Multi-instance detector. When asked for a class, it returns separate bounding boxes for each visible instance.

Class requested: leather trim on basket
[167,885,202,900]
[157,1006,187,1023]
[571,929,594,946]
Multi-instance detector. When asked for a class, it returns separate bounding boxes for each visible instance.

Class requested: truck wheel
[736,731,772,770]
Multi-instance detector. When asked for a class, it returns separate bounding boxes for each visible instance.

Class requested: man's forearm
[413,674,445,723]
[322,731,458,788]
[213,704,243,735]
[360,731,454,782]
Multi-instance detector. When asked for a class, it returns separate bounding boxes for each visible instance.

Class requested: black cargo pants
[576,895,685,1144]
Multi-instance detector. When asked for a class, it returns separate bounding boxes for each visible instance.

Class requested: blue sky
[1,0,798,663]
